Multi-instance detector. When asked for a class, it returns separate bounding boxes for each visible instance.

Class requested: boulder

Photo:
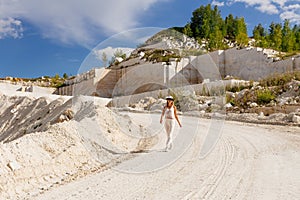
[292,115,300,123]
[133,97,157,110]
[286,112,300,123]
[178,96,199,112]
[267,113,286,121]
[250,102,258,108]
[224,103,233,108]
[258,112,265,120]
[198,104,209,110]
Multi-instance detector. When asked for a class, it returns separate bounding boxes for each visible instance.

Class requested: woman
[160,96,182,151]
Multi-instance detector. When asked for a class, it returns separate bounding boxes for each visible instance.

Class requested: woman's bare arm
[173,106,182,127]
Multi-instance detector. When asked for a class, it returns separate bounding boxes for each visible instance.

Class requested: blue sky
[0,0,299,78]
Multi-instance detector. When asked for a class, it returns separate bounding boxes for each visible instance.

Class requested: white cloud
[283,4,300,11]
[272,0,288,7]
[280,11,300,23]
[93,46,135,61]
[230,0,300,23]
[0,0,166,47]
[281,2,300,22]
[232,0,279,14]
[0,17,23,39]
[256,2,279,14]
[212,0,225,7]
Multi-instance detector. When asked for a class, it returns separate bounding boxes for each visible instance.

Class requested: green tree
[183,23,193,37]
[54,74,60,79]
[208,25,224,50]
[281,20,296,52]
[269,22,282,51]
[225,14,235,41]
[293,25,300,51]
[253,23,266,47]
[190,4,225,49]
[190,4,211,39]
[63,73,68,79]
[234,17,248,47]
[190,5,204,38]
[253,24,265,39]
[190,4,223,40]
[114,49,126,60]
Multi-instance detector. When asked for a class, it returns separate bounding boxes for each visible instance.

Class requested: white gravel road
[35,113,300,200]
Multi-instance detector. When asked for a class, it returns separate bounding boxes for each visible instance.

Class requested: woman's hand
[160,119,163,124]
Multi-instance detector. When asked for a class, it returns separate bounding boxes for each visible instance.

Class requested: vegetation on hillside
[1,73,72,88]
[226,71,300,108]
[177,4,300,53]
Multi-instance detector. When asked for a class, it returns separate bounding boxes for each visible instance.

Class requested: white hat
[166,96,174,100]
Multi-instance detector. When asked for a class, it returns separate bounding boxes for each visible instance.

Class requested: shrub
[226,93,235,106]
[225,81,254,93]
[259,71,300,87]
[256,89,276,104]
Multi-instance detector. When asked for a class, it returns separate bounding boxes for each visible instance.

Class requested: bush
[226,93,235,106]
[225,81,254,93]
[259,71,300,87]
[256,89,275,104]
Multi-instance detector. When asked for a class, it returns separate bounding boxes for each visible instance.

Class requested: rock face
[0,96,72,143]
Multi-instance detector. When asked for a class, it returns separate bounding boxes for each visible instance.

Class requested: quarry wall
[57,47,300,97]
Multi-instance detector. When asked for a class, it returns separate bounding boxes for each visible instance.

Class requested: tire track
[186,137,234,199]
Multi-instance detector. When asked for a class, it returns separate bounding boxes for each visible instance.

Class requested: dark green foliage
[177,3,300,53]
[183,24,193,37]
[184,4,249,50]
[63,73,68,79]
[253,20,300,53]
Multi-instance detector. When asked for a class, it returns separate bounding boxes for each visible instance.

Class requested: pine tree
[293,25,300,51]
[208,25,224,50]
[253,23,266,47]
[269,22,282,51]
[183,23,193,37]
[281,20,296,52]
[225,14,235,41]
[234,17,248,47]
[63,73,68,79]
[190,4,225,48]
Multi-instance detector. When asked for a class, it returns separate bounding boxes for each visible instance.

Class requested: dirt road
[35,114,300,200]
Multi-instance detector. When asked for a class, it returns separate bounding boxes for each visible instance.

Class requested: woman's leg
[164,119,175,151]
